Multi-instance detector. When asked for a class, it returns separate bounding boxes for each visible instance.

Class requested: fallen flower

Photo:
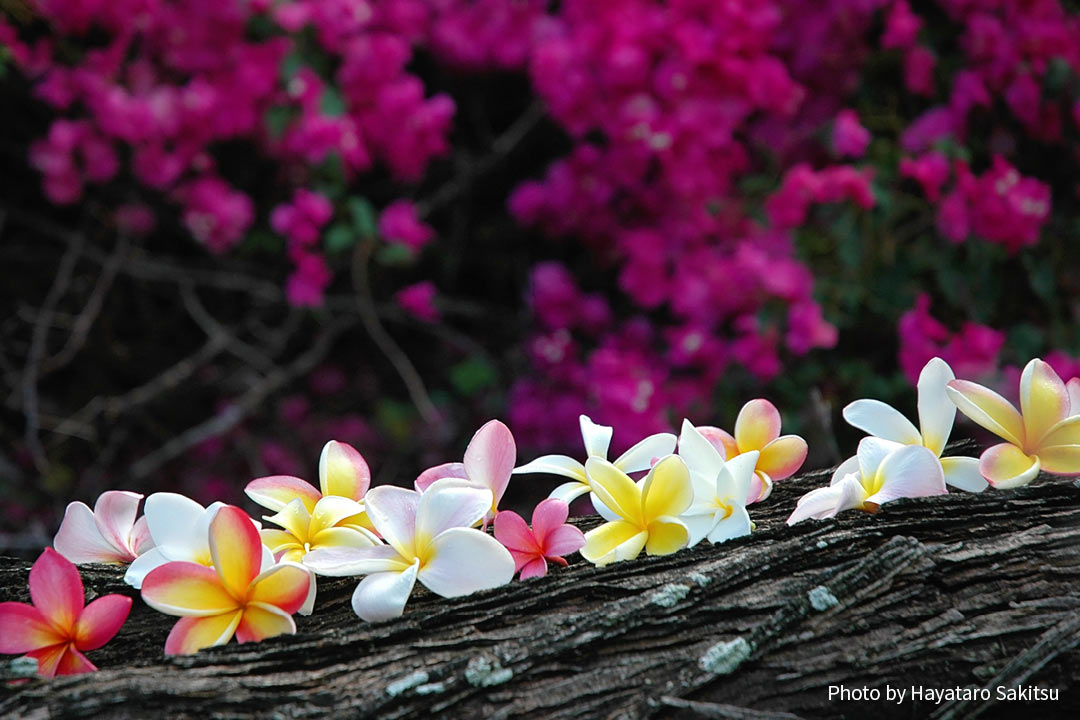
[260,496,380,565]
[580,455,693,566]
[677,420,759,547]
[415,419,516,526]
[493,499,585,579]
[787,439,946,524]
[841,357,987,492]
[245,439,372,513]
[0,548,131,677]
[53,490,154,564]
[703,399,807,504]
[303,478,515,623]
[141,505,312,655]
[512,414,676,506]
[947,358,1080,487]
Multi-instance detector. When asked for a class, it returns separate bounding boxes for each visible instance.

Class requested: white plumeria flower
[839,357,987,493]
[303,478,515,623]
[787,438,946,524]
[677,420,759,547]
[513,414,676,509]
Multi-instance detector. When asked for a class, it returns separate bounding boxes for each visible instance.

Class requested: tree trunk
[2,451,1079,719]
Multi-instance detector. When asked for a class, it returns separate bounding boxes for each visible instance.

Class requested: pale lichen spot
[699,637,753,675]
[649,583,691,607]
[386,670,429,697]
[465,655,513,687]
[808,585,839,611]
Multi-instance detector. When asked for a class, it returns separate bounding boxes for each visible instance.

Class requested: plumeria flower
[677,420,759,547]
[580,455,693,566]
[246,439,373,520]
[53,490,154,564]
[704,399,808,504]
[946,358,1080,488]
[493,499,585,580]
[303,479,515,623]
[513,414,677,507]
[141,505,312,655]
[787,439,946,525]
[0,548,131,677]
[841,357,987,492]
[415,419,516,526]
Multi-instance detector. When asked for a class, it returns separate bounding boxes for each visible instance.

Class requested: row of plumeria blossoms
[4,357,1079,676]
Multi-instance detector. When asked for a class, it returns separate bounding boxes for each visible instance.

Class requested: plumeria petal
[493,511,537,554]
[748,472,773,504]
[706,508,753,544]
[310,526,379,551]
[946,380,1026,447]
[319,440,371,501]
[612,432,678,473]
[542,525,585,558]
[530,498,570,543]
[642,456,693,521]
[248,562,312,615]
[581,521,646,565]
[1019,359,1070,446]
[856,437,906,483]
[579,415,613,458]
[463,420,516,507]
[864,445,947,506]
[26,645,68,678]
[1037,445,1080,475]
[418,527,514,598]
[143,493,211,553]
[548,481,592,504]
[644,518,688,556]
[123,547,169,589]
[141,562,239,616]
[29,548,84,635]
[513,455,588,482]
[734,399,782,453]
[54,646,97,676]
[416,479,492,539]
[0,603,64,653]
[309,496,367,537]
[235,602,296,643]
[265,499,310,541]
[978,443,1041,489]
[1041,415,1080,447]
[917,357,957,456]
[415,462,468,492]
[209,506,262,599]
[130,516,154,555]
[830,455,859,485]
[843,399,922,446]
[304,545,412,576]
[164,611,243,655]
[363,485,420,559]
[54,501,128,564]
[584,458,642,524]
[245,476,321,514]
[677,420,724,478]
[351,563,419,623]
[757,435,808,481]
[940,456,989,492]
[697,426,737,459]
[787,473,868,524]
[682,514,717,548]
[91,491,142,558]
[517,557,548,580]
[72,595,131,651]
[1067,379,1080,415]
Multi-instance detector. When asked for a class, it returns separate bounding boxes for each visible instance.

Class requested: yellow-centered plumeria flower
[580,455,693,566]
[840,357,987,493]
[946,358,1080,488]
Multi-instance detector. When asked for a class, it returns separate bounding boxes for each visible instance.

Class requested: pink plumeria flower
[513,414,676,509]
[415,419,516,526]
[53,490,154,564]
[787,439,946,525]
[141,505,312,655]
[493,499,585,580]
[677,420,759,547]
[0,548,131,677]
[304,479,515,623]
[841,357,987,492]
[704,399,808,504]
[946,358,1080,488]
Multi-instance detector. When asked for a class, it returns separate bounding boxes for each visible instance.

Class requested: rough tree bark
[2,448,1079,719]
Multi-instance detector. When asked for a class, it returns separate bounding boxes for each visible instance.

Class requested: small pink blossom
[395,281,440,323]
[832,110,870,158]
[493,499,585,580]
[54,491,154,565]
[378,200,435,252]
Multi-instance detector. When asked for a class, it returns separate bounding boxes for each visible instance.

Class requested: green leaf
[449,358,498,397]
[320,88,346,117]
[347,196,378,238]
[375,244,416,266]
[264,106,293,140]
[242,230,284,254]
[324,223,355,254]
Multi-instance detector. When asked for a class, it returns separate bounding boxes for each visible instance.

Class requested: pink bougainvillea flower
[141,506,312,655]
[415,419,517,526]
[513,414,676,507]
[493,499,585,580]
[704,399,808,504]
[947,358,1080,488]
[787,440,946,525]
[304,479,515,623]
[0,548,131,677]
[841,357,987,493]
[53,490,154,564]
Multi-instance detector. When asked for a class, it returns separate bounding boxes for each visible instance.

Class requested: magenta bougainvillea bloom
[0,548,132,677]
[493,499,585,580]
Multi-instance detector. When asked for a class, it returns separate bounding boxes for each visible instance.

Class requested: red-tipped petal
[757,435,808,481]
[319,440,371,501]
[530,498,570,543]
[54,645,97,676]
[463,420,517,506]
[26,644,73,678]
[0,602,65,654]
[209,506,262,599]
[517,556,548,580]
[92,491,142,557]
[734,399,782,453]
[697,426,737,460]
[235,603,296,644]
[493,510,538,554]
[248,563,311,616]
[244,476,321,513]
[164,612,243,655]
[73,594,132,651]
[29,548,84,635]
[142,562,239,616]
[414,462,467,492]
